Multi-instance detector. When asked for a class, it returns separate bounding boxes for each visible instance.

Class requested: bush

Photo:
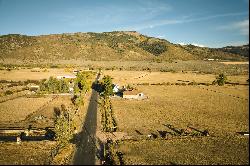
[4,90,13,95]
[188,81,198,86]
[213,73,227,86]
[138,41,167,56]
[126,84,134,90]
[71,95,84,106]
[141,83,150,85]
[162,82,171,86]
[50,64,59,68]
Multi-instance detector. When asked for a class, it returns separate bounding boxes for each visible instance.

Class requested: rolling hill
[0,31,248,63]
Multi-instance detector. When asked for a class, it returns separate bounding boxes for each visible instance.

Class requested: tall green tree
[74,71,92,94]
[54,105,74,148]
[101,75,113,98]
[59,79,68,93]
[39,77,69,93]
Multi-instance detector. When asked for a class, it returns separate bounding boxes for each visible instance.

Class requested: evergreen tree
[101,75,113,98]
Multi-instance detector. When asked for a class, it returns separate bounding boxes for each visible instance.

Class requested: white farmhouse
[112,84,120,93]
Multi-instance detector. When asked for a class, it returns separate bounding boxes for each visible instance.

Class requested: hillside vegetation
[219,44,249,57]
[0,31,248,62]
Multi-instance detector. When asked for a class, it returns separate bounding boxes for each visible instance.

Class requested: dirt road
[72,75,99,165]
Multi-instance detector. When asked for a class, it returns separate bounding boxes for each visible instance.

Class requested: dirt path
[72,76,99,165]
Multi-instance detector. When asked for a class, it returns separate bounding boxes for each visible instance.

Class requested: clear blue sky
[0,0,249,48]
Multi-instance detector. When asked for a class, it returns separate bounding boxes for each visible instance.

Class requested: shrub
[162,82,171,86]
[141,83,150,85]
[188,81,198,86]
[50,64,59,68]
[72,95,84,106]
[213,73,227,86]
[204,83,210,86]
[4,90,13,95]
[138,41,167,56]
[126,84,134,90]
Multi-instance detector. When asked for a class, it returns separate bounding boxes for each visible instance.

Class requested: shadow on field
[135,130,143,135]
[163,124,209,136]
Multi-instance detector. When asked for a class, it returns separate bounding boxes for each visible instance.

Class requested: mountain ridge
[0,31,248,62]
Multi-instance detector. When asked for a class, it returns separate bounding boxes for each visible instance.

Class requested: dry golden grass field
[0,66,248,164]
[118,136,248,165]
[0,141,57,165]
[0,96,53,123]
[0,68,74,81]
[113,85,249,137]
[0,84,92,164]
[23,95,75,128]
[103,70,248,86]
[2,60,249,75]
[0,67,96,162]
[0,69,94,165]
[108,70,249,165]
[220,61,249,65]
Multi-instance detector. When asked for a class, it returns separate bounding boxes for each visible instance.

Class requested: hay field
[2,60,249,75]
[118,136,248,165]
[113,85,249,136]
[0,97,52,123]
[35,95,73,119]
[0,141,56,165]
[104,70,248,86]
[22,95,74,128]
[112,84,249,164]
[0,93,92,165]
[0,68,74,81]
[198,85,249,99]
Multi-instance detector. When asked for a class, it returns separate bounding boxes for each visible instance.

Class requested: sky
[0,0,249,48]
